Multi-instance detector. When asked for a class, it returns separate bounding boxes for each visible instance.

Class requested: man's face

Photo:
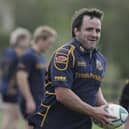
[75,15,101,49]
[39,36,55,52]
[18,37,30,52]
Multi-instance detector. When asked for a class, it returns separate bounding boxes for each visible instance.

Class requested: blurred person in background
[0,27,31,129]
[17,26,57,129]
[30,8,114,129]
[120,79,129,129]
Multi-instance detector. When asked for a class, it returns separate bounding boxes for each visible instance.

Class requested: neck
[15,48,22,56]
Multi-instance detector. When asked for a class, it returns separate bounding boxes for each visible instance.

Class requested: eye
[96,29,101,33]
[86,27,93,31]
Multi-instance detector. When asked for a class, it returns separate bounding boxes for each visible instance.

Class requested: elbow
[16,71,28,85]
[55,87,68,103]
[56,94,64,103]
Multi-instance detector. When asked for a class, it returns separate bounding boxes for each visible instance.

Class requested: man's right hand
[26,98,36,114]
[91,105,116,127]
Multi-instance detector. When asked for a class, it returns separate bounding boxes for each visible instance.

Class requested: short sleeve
[0,50,17,82]
[49,48,74,89]
[18,53,35,74]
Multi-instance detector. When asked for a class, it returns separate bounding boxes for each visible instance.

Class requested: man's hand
[26,98,36,114]
[91,105,116,126]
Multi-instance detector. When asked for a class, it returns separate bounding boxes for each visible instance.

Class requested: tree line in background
[0,0,129,79]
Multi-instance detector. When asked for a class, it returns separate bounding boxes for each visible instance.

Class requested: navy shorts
[19,98,29,119]
[19,98,40,126]
[1,93,18,103]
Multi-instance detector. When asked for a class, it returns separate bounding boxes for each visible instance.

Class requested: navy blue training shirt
[17,48,47,118]
[31,38,106,129]
[0,48,19,102]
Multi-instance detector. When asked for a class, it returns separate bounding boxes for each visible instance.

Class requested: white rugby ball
[93,104,128,129]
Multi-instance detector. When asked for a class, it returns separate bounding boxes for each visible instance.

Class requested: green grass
[93,124,123,129]
[0,111,123,129]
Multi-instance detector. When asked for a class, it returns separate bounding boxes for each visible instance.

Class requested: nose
[92,30,98,37]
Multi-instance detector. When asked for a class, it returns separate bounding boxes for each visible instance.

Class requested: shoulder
[55,43,75,54]
[54,43,76,63]
[51,44,75,71]
[3,48,15,56]
[96,51,106,63]
[2,48,17,61]
[19,49,36,65]
[21,48,36,60]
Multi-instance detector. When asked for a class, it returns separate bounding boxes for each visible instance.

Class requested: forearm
[96,88,107,106]
[55,87,95,117]
[17,71,33,101]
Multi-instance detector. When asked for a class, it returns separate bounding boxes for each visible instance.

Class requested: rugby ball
[93,104,128,129]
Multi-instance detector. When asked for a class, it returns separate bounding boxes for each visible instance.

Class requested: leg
[10,104,21,129]
[1,103,20,129]
[25,123,34,129]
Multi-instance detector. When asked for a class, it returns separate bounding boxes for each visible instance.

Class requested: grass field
[0,111,123,129]
[93,124,123,129]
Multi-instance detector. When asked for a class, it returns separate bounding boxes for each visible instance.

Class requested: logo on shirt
[54,76,67,81]
[96,60,103,71]
[55,55,67,63]
[54,53,69,71]
[75,72,102,81]
[77,61,87,67]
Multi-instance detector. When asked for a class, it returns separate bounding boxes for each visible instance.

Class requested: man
[0,27,31,129]
[30,8,115,129]
[17,26,57,129]
[120,79,129,129]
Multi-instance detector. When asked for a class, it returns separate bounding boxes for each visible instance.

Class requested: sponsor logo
[55,55,67,62]
[77,61,87,67]
[54,76,67,81]
[96,60,103,71]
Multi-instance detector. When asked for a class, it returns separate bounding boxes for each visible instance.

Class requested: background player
[17,26,57,129]
[0,27,31,129]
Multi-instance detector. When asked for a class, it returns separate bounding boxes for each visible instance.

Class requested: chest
[74,53,105,80]
[33,56,47,74]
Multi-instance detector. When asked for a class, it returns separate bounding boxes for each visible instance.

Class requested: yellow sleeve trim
[40,104,51,128]
[54,45,75,71]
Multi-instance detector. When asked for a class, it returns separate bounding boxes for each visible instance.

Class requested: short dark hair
[72,8,104,37]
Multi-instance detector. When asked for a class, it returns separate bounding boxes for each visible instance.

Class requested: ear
[74,28,80,37]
